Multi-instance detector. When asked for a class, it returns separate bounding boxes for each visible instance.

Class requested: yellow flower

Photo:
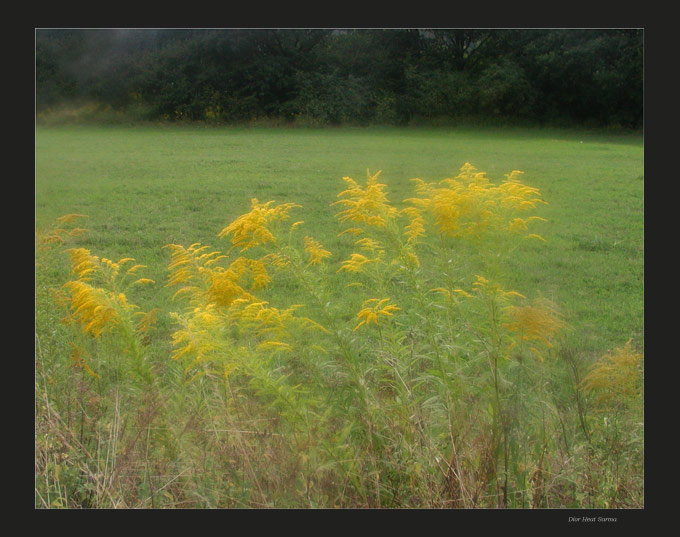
[165,243,267,308]
[126,264,148,275]
[333,170,398,231]
[338,227,365,236]
[56,213,88,224]
[400,207,426,243]
[304,236,331,265]
[66,248,146,287]
[354,237,385,255]
[580,340,643,407]
[227,299,326,346]
[248,258,272,290]
[169,306,226,365]
[503,297,565,360]
[431,287,472,300]
[354,298,400,331]
[218,198,300,251]
[262,252,290,268]
[205,269,250,308]
[61,246,156,347]
[67,248,101,280]
[36,215,89,252]
[63,280,122,337]
[234,301,301,332]
[257,341,293,352]
[405,163,546,241]
[133,278,155,285]
[337,253,377,273]
[135,308,159,336]
[508,217,529,233]
[472,275,525,301]
[69,343,100,379]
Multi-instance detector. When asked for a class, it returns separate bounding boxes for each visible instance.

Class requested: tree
[35,28,643,128]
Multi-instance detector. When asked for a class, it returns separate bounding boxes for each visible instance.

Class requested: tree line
[35,29,643,128]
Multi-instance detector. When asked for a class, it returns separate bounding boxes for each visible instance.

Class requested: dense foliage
[35,29,643,128]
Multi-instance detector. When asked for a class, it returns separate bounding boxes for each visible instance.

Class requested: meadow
[35,125,644,508]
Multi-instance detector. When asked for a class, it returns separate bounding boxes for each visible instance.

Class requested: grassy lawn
[36,125,643,357]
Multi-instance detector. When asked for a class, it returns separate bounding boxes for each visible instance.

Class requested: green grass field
[36,125,643,356]
[35,125,644,508]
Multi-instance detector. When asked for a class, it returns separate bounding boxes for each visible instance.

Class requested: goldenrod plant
[577,340,644,507]
[35,163,643,508]
[61,247,157,384]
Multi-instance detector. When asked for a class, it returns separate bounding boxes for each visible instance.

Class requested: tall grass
[35,156,643,508]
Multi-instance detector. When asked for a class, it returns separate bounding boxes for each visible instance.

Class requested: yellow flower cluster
[62,248,155,338]
[166,243,226,286]
[354,298,400,331]
[503,297,566,361]
[169,304,227,367]
[332,170,398,232]
[337,253,380,274]
[162,165,552,382]
[304,236,331,265]
[580,340,643,407]
[400,206,426,244]
[168,293,323,377]
[56,213,89,224]
[36,214,88,251]
[354,237,384,252]
[218,198,300,251]
[406,163,546,240]
[230,300,324,344]
[472,274,526,301]
[165,242,272,308]
[166,210,328,377]
[67,247,150,284]
[63,280,122,337]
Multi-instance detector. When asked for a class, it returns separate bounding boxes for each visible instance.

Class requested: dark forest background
[35,28,643,129]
